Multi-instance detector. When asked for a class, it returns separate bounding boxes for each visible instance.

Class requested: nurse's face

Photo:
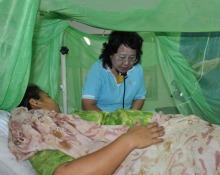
[111,44,137,74]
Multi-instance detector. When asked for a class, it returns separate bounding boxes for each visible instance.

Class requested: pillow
[0,110,37,175]
[0,110,10,135]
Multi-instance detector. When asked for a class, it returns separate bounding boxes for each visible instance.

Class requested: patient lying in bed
[8,84,220,175]
[8,84,165,175]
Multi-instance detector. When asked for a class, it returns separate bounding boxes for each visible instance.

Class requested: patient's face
[38,91,61,113]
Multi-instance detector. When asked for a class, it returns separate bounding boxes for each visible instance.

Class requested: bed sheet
[0,110,37,175]
[11,109,220,175]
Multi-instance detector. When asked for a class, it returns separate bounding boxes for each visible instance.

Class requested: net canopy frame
[1,0,220,124]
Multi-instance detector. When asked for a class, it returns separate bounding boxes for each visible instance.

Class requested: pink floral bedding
[129,112,220,174]
[8,107,128,161]
[8,107,220,175]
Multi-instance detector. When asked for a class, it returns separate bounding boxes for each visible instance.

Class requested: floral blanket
[9,107,220,175]
[8,107,129,161]
[133,113,220,175]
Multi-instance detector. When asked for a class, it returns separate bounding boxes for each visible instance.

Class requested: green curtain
[1,0,220,123]
[155,33,219,123]
[0,0,39,110]
[39,0,220,32]
[29,19,69,105]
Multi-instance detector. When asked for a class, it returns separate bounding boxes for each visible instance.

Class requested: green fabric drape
[155,33,219,124]
[39,0,220,32]
[64,26,108,112]
[0,0,39,110]
[1,0,220,124]
[29,19,69,104]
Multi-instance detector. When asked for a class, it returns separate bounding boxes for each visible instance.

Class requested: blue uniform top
[82,60,146,112]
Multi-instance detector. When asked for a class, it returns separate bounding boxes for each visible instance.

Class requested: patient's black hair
[18,84,41,110]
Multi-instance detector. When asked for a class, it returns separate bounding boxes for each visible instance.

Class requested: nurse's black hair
[99,31,143,69]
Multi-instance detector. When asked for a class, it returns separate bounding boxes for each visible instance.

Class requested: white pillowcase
[0,110,37,175]
[0,110,10,135]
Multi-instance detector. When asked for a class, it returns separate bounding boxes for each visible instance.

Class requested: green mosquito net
[1,0,220,124]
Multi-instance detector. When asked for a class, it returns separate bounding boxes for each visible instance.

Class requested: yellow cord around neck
[116,73,124,84]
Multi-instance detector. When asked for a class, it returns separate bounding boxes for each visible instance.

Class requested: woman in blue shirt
[82,31,146,112]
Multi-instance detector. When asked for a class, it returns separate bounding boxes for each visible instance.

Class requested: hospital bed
[1,109,220,175]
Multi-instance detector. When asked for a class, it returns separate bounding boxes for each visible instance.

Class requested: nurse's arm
[131,99,145,110]
[82,99,102,111]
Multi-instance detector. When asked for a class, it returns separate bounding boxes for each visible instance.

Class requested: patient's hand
[124,122,165,149]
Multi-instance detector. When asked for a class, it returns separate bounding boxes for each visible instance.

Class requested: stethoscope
[116,69,127,109]
[122,73,127,108]
[111,55,130,108]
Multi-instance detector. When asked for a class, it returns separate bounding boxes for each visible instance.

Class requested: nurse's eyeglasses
[115,54,137,64]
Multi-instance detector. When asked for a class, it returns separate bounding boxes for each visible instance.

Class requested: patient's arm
[53,122,165,175]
